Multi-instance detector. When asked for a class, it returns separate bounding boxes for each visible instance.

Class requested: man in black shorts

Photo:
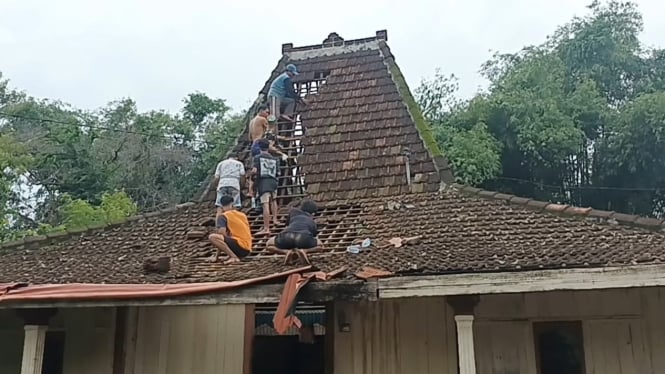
[266,199,323,264]
[252,139,279,235]
[208,195,253,264]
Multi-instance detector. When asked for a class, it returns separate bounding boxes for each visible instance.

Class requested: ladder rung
[277,184,305,189]
[276,194,306,199]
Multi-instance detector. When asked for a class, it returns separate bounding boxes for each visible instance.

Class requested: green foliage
[386,60,444,157]
[0,75,242,241]
[60,191,137,228]
[433,122,501,185]
[417,0,665,217]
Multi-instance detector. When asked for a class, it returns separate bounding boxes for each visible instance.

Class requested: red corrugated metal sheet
[273,267,347,335]
[0,267,311,303]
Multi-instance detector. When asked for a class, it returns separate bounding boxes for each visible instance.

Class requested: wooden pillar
[16,308,57,374]
[454,315,476,374]
[447,296,479,374]
[20,325,47,374]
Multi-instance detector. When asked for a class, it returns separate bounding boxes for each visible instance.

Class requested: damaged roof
[2,31,665,286]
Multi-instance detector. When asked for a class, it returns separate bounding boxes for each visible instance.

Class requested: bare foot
[207,256,219,263]
[273,219,279,226]
[284,251,299,265]
[223,257,241,265]
[296,250,310,265]
[256,229,270,236]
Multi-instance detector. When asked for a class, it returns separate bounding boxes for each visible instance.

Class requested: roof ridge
[376,40,455,186]
[282,30,388,53]
[0,201,201,251]
[451,183,665,232]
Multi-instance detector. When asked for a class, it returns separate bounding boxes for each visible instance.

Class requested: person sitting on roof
[266,199,323,265]
[212,156,245,211]
[267,63,309,122]
[209,195,252,264]
[252,139,279,235]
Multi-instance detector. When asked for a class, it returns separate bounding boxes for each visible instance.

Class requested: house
[2,30,665,374]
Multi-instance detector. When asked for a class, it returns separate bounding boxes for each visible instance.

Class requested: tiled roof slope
[2,31,665,286]
[342,187,665,275]
[292,41,452,200]
[198,31,453,202]
[3,186,665,284]
[0,201,312,284]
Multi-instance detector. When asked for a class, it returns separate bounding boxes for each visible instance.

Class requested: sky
[1,0,665,114]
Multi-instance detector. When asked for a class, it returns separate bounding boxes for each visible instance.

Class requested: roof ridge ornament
[323,32,345,47]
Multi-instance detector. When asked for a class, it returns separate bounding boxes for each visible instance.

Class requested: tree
[0,76,243,241]
[417,0,665,217]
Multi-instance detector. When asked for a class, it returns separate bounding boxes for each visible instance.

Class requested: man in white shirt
[212,156,245,213]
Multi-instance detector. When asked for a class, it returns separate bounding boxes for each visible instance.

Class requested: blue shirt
[268,72,298,99]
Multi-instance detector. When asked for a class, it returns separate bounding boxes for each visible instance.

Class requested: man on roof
[267,63,309,122]
[247,108,289,208]
[209,195,252,264]
[252,138,279,235]
[249,106,290,159]
[212,155,245,211]
[266,199,323,265]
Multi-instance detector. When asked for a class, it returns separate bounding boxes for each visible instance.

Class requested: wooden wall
[0,307,116,374]
[0,310,24,374]
[333,298,458,374]
[473,287,665,374]
[334,287,665,374]
[129,304,247,374]
[56,307,116,374]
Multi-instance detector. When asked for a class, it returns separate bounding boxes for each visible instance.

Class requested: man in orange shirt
[209,196,252,264]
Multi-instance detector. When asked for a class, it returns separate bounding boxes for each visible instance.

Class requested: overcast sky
[1,0,664,114]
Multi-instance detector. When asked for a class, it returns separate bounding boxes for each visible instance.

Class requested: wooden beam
[0,280,377,309]
[324,302,335,374]
[112,307,127,374]
[243,304,255,374]
[379,264,665,299]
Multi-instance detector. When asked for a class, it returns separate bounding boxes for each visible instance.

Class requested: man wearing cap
[267,63,309,122]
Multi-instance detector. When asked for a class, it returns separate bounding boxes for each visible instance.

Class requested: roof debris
[142,257,171,274]
[354,266,394,280]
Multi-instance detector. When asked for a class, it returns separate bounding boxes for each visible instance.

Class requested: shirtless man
[249,107,291,158]
[247,106,289,203]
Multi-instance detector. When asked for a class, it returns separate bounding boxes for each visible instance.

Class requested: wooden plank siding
[130,304,247,374]
[58,307,116,374]
[0,310,24,373]
[333,298,458,374]
[334,287,665,374]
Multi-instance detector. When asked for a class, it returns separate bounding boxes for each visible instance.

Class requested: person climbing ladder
[252,139,279,235]
[267,64,309,122]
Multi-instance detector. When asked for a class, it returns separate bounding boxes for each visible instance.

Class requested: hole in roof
[296,71,330,96]
[245,203,364,257]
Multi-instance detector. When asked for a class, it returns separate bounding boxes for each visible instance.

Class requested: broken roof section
[1,31,665,293]
[198,30,453,203]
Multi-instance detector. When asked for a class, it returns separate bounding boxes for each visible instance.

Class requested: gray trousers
[268,95,295,118]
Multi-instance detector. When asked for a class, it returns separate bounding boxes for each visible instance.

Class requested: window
[42,331,65,374]
[533,321,585,374]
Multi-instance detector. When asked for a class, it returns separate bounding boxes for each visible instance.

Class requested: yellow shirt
[219,210,252,251]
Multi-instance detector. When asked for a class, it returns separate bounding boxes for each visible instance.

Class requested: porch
[2,285,665,373]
